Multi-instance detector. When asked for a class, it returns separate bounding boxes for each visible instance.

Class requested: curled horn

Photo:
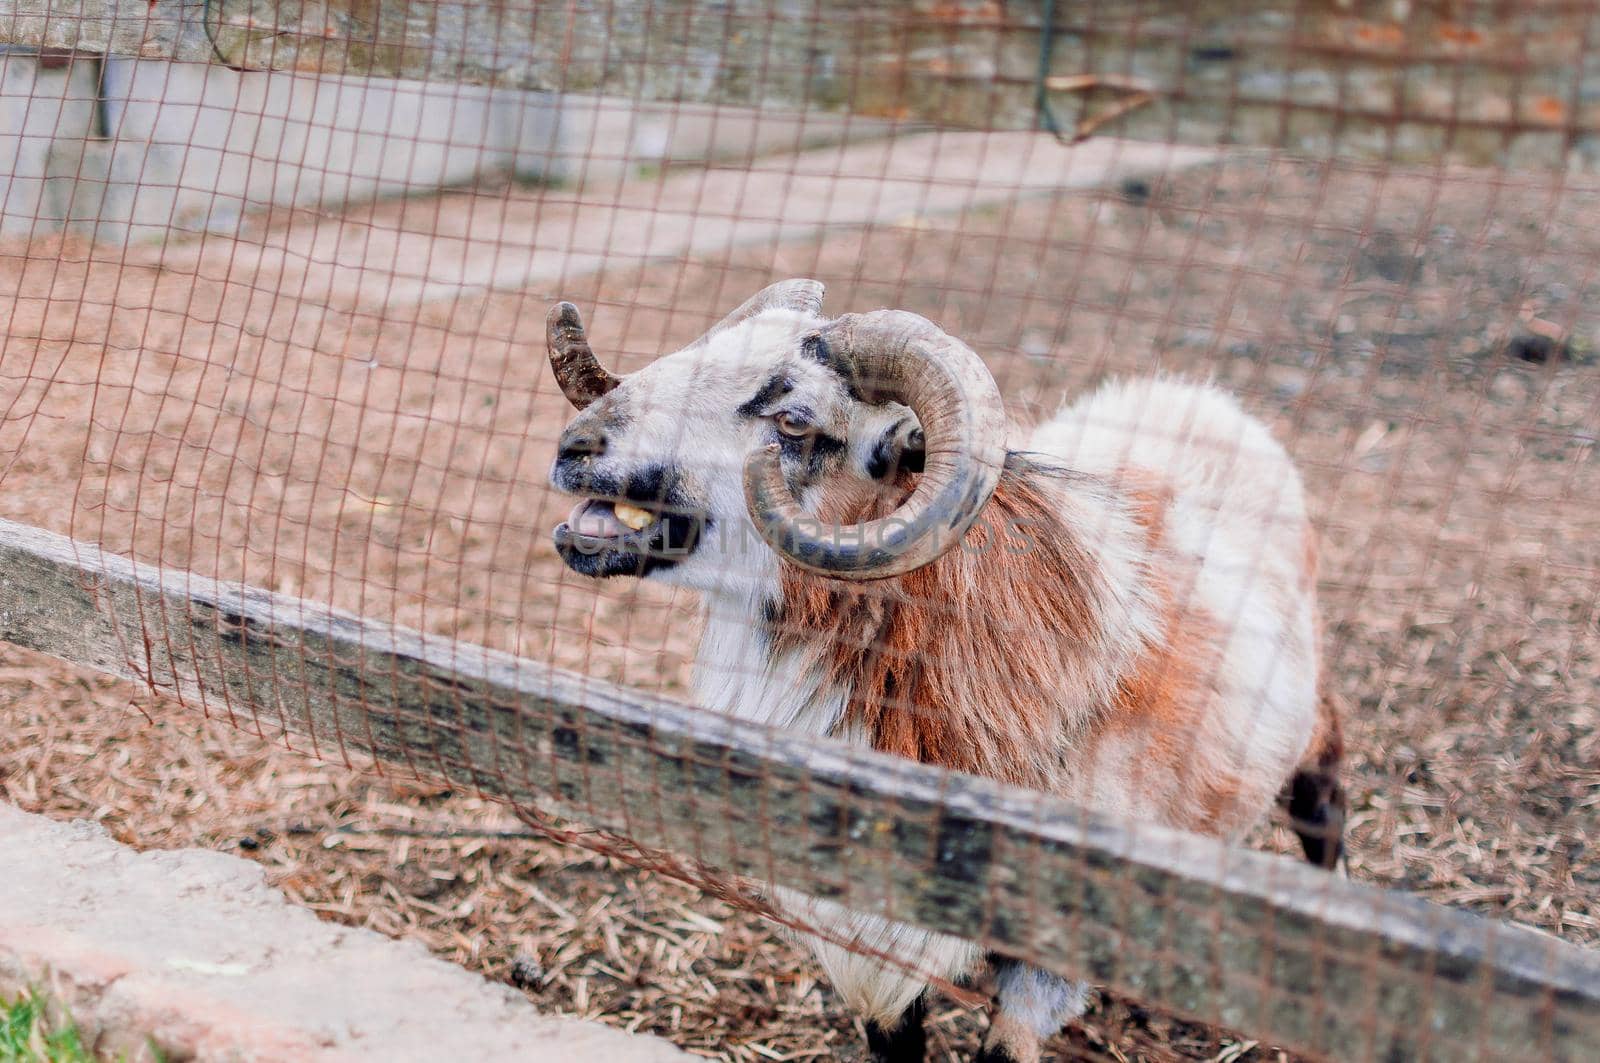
[547,301,622,410]
[697,279,825,344]
[742,310,1007,580]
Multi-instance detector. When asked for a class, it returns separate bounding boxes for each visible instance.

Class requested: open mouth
[552,494,703,578]
[548,459,703,577]
[556,498,666,549]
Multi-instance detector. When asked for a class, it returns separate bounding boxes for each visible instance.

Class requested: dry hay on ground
[0,151,1595,1060]
[0,657,1298,1062]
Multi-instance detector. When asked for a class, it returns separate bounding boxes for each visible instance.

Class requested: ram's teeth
[613,503,654,531]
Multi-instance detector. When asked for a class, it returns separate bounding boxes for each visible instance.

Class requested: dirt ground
[0,149,1596,1061]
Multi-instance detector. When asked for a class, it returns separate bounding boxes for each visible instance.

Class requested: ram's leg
[864,993,926,1063]
[781,889,978,1063]
[1286,691,1347,871]
[977,960,1090,1063]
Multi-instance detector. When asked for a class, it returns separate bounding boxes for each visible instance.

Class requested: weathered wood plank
[0,515,1595,1060]
[2,1,1596,171]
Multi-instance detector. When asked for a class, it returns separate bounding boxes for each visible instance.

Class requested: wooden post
[0,516,1595,1061]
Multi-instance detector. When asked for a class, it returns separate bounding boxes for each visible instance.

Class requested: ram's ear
[850,403,925,482]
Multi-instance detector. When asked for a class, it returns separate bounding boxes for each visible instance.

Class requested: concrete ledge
[0,803,691,1062]
[0,52,889,244]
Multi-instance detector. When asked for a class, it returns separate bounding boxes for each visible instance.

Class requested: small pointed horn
[547,302,622,410]
[698,279,825,344]
[743,310,1007,580]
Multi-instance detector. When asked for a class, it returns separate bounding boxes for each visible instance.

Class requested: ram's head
[547,280,1007,594]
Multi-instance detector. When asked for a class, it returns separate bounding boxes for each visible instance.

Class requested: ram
[545,280,1345,1063]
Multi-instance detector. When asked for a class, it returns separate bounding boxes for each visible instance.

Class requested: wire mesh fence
[0,2,1597,1060]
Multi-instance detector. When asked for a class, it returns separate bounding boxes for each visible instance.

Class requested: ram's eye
[774,412,812,437]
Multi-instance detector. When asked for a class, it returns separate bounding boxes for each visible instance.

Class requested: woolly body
[692,376,1323,1029]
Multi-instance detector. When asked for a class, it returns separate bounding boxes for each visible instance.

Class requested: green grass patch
[0,993,96,1063]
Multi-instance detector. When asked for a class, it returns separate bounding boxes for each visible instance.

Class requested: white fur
[1033,378,1320,839]
[994,964,1091,1035]
[695,589,846,737]
[770,888,981,1025]
[695,592,978,1025]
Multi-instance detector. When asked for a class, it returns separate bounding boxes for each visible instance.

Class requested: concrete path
[0,804,691,1062]
[142,132,1214,313]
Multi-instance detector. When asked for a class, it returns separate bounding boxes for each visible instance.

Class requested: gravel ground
[0,150,1595,1060]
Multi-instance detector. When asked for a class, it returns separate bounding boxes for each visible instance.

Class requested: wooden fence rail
[2,0,1598,171]
[0,517,1595,1061]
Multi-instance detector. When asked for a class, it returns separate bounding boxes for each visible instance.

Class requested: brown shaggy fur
[768,455,1342,858]
[769,460,1119,790]
[1098,596,1238,831]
